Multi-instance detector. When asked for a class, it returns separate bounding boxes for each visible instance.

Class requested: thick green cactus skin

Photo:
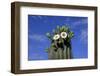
[46,25,74,59]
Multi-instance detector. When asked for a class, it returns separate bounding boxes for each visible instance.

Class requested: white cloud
[29,34,47,42]
[29,53,47,60]
[31,15,37,19]
[69,19,87,29]
[74,19,87,26]
[80,29,88,43]
[65,18,72,22]
[31,15,42,20]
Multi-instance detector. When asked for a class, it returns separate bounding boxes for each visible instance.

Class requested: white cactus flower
[61,32,67,39]
[53,34,60,40]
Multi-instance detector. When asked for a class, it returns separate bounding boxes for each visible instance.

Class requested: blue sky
[28,15,88,60]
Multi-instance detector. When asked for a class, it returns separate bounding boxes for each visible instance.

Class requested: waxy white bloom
[61,32,67,39]
[53,34,60,40]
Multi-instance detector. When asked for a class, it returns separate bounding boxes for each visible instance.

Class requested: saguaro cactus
[46,25,74,59]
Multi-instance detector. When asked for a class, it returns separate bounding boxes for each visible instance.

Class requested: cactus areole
[46,25,74,59]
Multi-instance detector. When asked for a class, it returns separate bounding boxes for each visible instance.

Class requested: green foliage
[59,26,69,32]
[46,32,52,40]
[69,31,74,38]
[46,33,50,37]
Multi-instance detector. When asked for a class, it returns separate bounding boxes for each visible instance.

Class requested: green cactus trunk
[67,47,71,59]
[57,48,63,59]
[48,46,71,59]
[48,47,55,59]
[63,45,67,59]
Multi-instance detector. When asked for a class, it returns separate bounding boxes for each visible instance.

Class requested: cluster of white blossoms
[53,32,68,40]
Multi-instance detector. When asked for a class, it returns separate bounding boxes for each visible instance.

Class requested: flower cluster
[53,32,68,40]
[46,25,74,42]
